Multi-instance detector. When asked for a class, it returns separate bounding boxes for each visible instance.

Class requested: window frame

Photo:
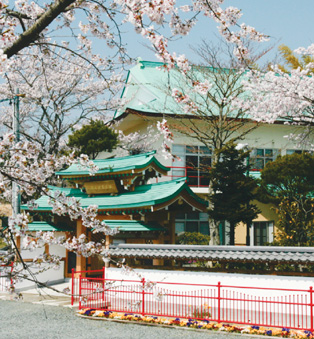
[251,221,274,246]
[250,148,279,170]
[175,212,209,235]
[172,144,212,186]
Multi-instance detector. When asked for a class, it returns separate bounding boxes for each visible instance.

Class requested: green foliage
[208,142,259,245]
[223,262,271,271]
[272,198,314,246]
[67,120,118,159]
[259,152,314,203]
[176,232,210,245]
[277,44,314,73]
[0,237,7,249]
[260,152,314,247]
[192,306,211,319]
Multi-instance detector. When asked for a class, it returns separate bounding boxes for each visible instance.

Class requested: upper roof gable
[56,151,170,178]
[114,59,247,119]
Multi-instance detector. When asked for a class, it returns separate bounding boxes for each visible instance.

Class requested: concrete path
[0,280,78,308]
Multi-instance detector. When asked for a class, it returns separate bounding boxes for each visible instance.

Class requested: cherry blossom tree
[117,119,175,159]
[0,46,124,155]
[239,45,314,150]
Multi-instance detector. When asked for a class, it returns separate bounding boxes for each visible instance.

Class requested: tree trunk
[209,219,220,245]
[208,153,221,246]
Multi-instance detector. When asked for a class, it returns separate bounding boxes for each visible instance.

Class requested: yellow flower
[272,329,283,336]
[95,311,106,317]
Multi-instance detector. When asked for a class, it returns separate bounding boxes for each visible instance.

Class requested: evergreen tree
[259,152,314,246]
[208,142,259,245]
[67,120,118,159]
[259,152,314,202]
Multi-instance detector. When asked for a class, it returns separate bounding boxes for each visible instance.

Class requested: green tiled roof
[27,221,71,232]
[21,178,208,212]
[114,60,248,119]
[103,220,164,232]
[55,151,169,177]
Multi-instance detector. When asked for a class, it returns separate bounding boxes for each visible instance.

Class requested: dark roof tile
[109,244,314,263]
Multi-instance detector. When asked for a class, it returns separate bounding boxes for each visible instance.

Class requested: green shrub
[176,232,210,245]
[192,306,211,319]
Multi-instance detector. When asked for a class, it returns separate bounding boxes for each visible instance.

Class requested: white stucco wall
[14,262,65,291]
[115,116,306,165]
[16,234,67,291]
[105,267,314,299]
[49,243,66,257]
[20,245,44,260]
[20,234,66,259]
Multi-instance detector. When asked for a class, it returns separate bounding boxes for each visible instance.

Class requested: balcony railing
[152,166,210,188]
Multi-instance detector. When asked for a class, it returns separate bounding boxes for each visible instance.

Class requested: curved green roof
[103,220,164,232]
[26,221,71,232]
[55,151,170,177]
[115,60,248,119]
[21,178,208,212]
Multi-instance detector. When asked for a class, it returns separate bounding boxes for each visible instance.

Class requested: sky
[121,0,314,65]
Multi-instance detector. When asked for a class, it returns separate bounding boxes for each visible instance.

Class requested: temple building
[21,151,208,278]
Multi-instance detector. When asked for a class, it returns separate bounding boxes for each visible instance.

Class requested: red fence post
[142,278,145,316]
[9,262,13,291]
[102,266,105,303]
[71,268,74,306]
[310,286,313,333]
[78,274,82,310]
[218,281,221,324]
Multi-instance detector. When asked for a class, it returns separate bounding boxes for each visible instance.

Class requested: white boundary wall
[106,268,314,289]
[105,268,314,299]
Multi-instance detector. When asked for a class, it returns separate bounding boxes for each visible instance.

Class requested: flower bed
[77,308,313,338]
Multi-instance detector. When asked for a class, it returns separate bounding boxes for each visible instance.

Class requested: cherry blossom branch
[4,0,75,58]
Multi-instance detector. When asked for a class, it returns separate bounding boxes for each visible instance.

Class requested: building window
[252,221,273,246]
[175,212,209,235]
[172,145,212,186]
[286,149,302,155]
[250,148,279,170]
[286,149,310,155]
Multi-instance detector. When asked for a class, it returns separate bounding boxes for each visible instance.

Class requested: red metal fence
[72,268,314,331]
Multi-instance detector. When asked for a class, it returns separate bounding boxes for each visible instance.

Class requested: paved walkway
[0,299,257,339]
[0,280,77,308]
